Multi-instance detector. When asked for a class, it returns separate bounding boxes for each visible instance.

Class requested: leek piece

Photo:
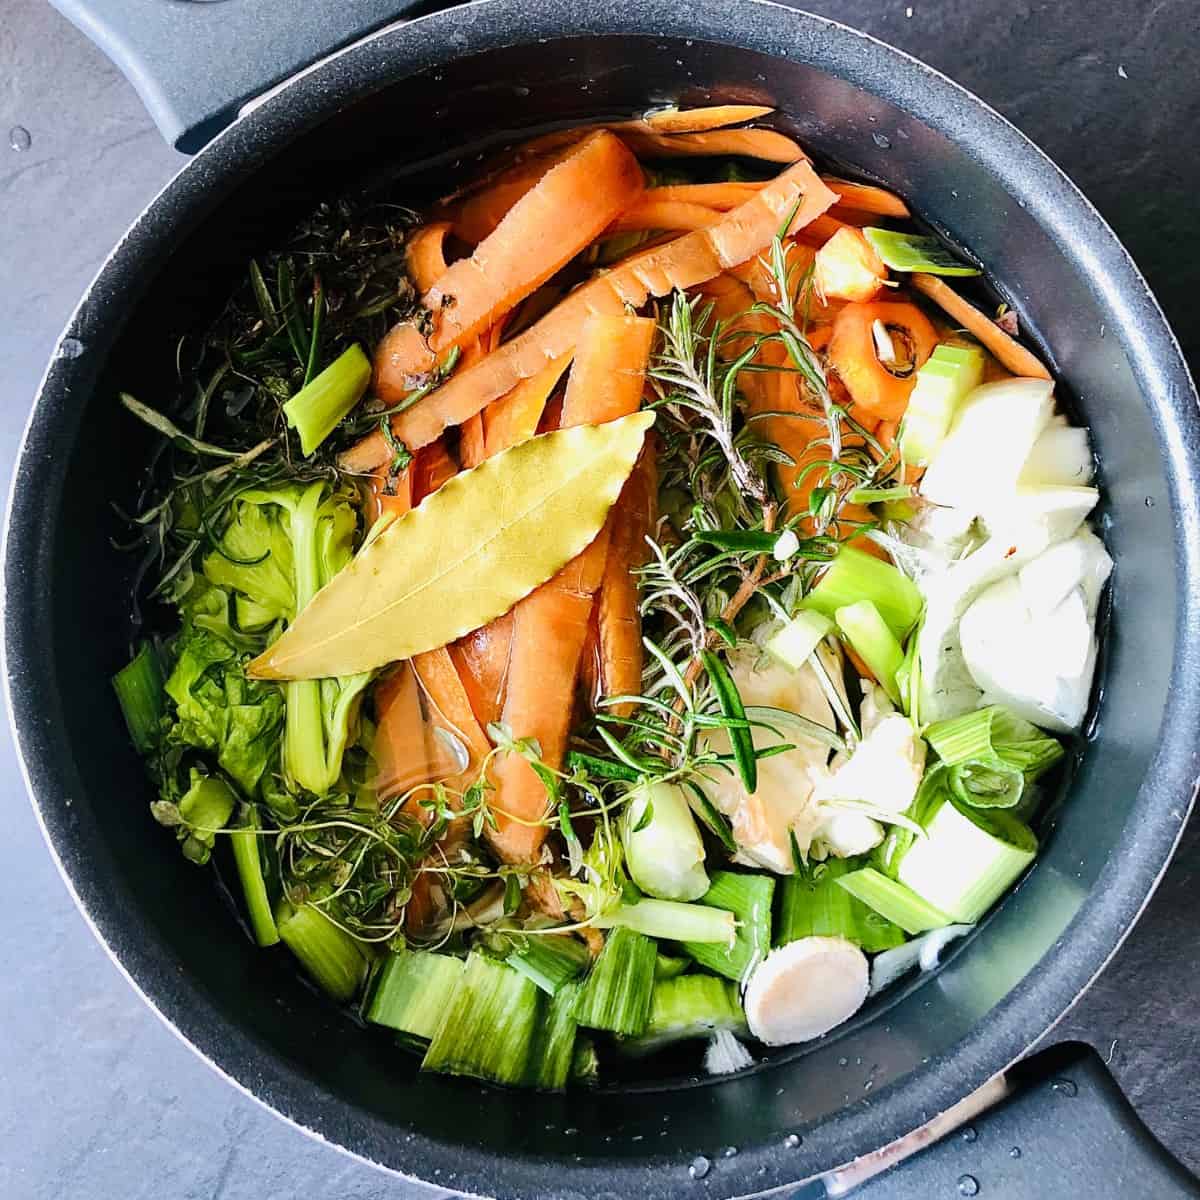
[948,760,1024,809]
[898,343,985,467]
[526,980,581,1090]
[177,773,236,865]
[112,641,165,753]
[655,952,691,980]
[896,801,1037,923]
[276,900,368,1002]
[230,804,279,946]
[282,343,372,456]
[622,780,710,902]
[837,867,952,934]
[619,975,747,1055]
[366,948,464,1041]
[571,1036,600,1085]
[572,927,657,1036]
[597,898,736,944]
[803,545,923,640]
[925,705,1063,776]
[776,859,906,953]
[506,934,590,996]
[835,601,904,703]
[895,623,922,722]
[680,871,775,983]
[764,611,833,670]
[422,952,540,1084]
[863,228,981,277]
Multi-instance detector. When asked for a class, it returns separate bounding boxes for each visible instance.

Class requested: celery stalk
[862,228,981,277]
[776,859,905,953]
[276,900,368,1002]
[526,980,581,1091]
[654,952,691,981]
[230,804,279,946]
[572,927,657,1036]
[680,871,775,983]
[366,948,464,1041]
[570,1036,600,1086]
[112,641,165,753]
[803,545,923,640]
[283,343,372,456]
[177,774,236,865]
[835,600,904,703]
[506,934,590,996]
[619,975,747,1055]
[837,867,952,934]
[898,343,985,467]
[597,898,735,944]
[764,611,833,671]
[422,953,540,1084]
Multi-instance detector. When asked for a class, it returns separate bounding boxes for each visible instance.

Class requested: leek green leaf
[249,411,654,680]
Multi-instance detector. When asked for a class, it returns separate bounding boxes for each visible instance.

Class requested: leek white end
[622,780,710,902]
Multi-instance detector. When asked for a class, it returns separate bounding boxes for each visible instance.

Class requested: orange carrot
[406,221,452,290]
[617,128,806,163]
[612,105,774,134]
[827,299,940,421]
[797,213,857,246]
[373,131,644,393]
[610,198,723,233]
[482,351,573,457]
[344,160,838,469]
[822,177,910,217]
[642,181,764,210]
[909,273,1052,380]
[373,663,431,801]
[560,314,656,427]
[364,465,413,525]
[411,647,492,776]
[449,615,514,731]
[411,438,458,501]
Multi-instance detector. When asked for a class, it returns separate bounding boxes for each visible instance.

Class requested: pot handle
[838,1044,1200,1198]
[47,0,418,152]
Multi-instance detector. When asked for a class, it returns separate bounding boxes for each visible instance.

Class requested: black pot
[8,1,1200,1195]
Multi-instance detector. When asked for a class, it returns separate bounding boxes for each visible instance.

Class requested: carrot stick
[796,213,857,246]
[610,198,723,233]
[909,273,1052,380]
[442,147,577,244]
[642,181,764,211]
[364,465,413,525]
[411,647,492,776]
[618,128,806,163]
[482,351,573,456]
[449,615,514,731]
[821,177,910,218]
[560,314,656,427]
[612,104,774,134]
[373,131,644,392]
[345,160,838,469]
[411,438,458,501]
[373,663,431,801]
[406,222,452,291]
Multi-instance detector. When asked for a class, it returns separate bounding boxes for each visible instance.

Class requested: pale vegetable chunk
[744,937,869,1045]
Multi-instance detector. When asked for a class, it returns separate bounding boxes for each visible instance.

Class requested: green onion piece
[702,649,757,792]
[275,900,368,1002]
[282,343,372,456]
[597,898,736,944]
[847,484,914,506]
[764,611,833,671]
[803,544,923,640]
[572,927,657,1036]
[526,980,581,1091]
[776,859,906,953]
[837,867,952,934]
[618,975,746,1056]
[835,600,904,703]
[230,804,279,946]
[863,228,982,277]
[570,1035,600,1086]
[112,641,165,754]
[366,948,464,1041]
[680,871,775,983]
[422,952,540,1084]
[924,707,995,764]
[506,934,590,996]
[948,760,1024,809]
[896,801,1038,923]
[622,780,710,902]
[177,774,237,865]
[655,952,691,981]
[898,344,985,467]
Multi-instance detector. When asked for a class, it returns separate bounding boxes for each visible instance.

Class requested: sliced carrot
[610,198,723,234]
[411,647,492,776]
[827,299,940,421]
[618,128,805,163]
[364,465,413,525]
[821,177,910,218]
[372,663,431,802]
[577,605,602,709]
[909,273,1052,380]
[449,614,514,731]
[411,438,458,501]
[814,227,887,303]
[644,181,764,210]
[343,160,837,469]
[482,351,573,457]
[458,413,487,469]
[612,105,774,134]
[373,131,644,395]
[406,222,452,291]
[442,147,576,244]
[560,314,656,427]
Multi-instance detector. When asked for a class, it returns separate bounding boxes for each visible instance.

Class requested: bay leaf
[248,410,655,680]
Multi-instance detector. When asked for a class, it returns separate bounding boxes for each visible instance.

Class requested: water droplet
[957,1176,979,1197]
[1050,1077,1078,1097]
[514,85,530,97]
[9,125,31,152]
[722,1145,738,1158]
[564,1126,579,1136]
[838,1056,849,1067]
[685,38,694,46]
[872,132,892,150]
[1009,1146,1022,1159]
[961,1125,978,1143]
[56,337,84,360]
[863,1079,873,1091]
[783,1133,801,1149]
[689,1155,711,1180]
[1145,496,1156,508]
[855,1057,862,1065]
[951,189,960,198]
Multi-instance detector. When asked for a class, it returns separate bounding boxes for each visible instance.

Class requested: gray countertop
[1,1,1197,1196]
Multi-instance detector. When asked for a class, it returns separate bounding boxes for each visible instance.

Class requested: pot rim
[5,1,1199,1195]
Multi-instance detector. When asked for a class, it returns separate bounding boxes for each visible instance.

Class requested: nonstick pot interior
[7,5,1199,1197]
